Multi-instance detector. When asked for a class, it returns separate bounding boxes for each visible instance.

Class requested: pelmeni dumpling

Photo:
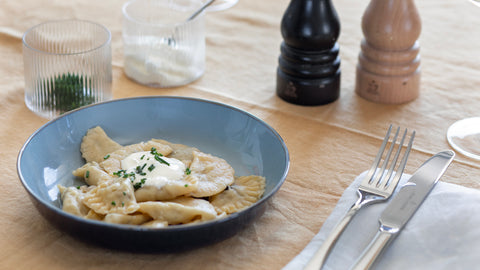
[134,174,199,202]
[209,175,266,215]
[104,213,151,225]
[72,161,112,186]
[137,196,217,225]
[83,178,139,215]
[188,151,235,198]
[58,185,91,217]
[141,220,169,228]
[85,209,104,220]
[80,126,123,163]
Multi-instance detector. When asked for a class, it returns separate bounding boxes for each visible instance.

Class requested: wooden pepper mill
[355,0,421,104]
[276,0,341,106]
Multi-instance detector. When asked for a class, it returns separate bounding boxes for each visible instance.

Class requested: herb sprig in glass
[42,73,96,113]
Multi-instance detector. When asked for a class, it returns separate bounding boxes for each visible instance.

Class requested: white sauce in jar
[123,36,203,87]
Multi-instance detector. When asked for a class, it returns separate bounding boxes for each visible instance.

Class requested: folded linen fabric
[283,171,480,270]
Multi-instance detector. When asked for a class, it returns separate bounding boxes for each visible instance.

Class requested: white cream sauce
[121,151,185,187]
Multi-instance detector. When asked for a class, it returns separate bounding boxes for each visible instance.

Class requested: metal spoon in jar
[166,0,216,46]
[187,0,216,21]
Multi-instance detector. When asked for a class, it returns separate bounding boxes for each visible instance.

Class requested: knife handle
[349,227,394,270]
[304,203,361,270]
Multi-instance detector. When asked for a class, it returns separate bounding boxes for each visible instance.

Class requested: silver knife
[350,150,455,270]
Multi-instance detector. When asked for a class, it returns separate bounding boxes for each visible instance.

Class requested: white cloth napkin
[283,171,480,270]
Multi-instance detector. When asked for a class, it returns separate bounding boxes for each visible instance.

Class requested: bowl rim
[16,95,290,232]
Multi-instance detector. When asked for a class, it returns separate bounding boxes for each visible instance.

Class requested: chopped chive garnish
[135,163,148,175]
[85,170,90,178]
[185,168,191,175]
[111,201,116,206]
[150,147,170,166]
[154,155,170,165]
[133,178,147,190]
[76,186,81,189]
[150,147,162,156]
[103,154,110,160]
[184,184,189,187]
[133,183,141,190]
[113,170,126,177]
[148,164,155,172]
[123,191,126,196]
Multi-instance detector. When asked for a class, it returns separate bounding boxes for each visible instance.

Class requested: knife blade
[349,150,455,270]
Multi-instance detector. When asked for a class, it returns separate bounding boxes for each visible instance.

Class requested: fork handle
[304,204,361,270]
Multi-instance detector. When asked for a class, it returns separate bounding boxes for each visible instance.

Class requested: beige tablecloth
[1,0,479,269]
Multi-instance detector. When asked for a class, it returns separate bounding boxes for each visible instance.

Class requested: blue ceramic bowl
[17,96,289,252]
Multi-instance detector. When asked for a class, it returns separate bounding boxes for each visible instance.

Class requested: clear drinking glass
[447,118,480,160]
[207,0,238,11]
[23,20,112,119]
[446,0,480,159]
[122,0,206,88]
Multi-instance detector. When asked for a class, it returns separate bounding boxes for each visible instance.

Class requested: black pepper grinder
[276,0,341,106]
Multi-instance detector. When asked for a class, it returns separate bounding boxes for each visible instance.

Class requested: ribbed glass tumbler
[23,20,112,119]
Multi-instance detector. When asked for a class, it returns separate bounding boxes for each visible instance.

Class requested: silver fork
[303,125,415,270]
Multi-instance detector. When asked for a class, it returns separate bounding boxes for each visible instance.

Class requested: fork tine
[377,128,407,188]
[369,126,400,185]
[363,125,393,184]
[383,130,415,193]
